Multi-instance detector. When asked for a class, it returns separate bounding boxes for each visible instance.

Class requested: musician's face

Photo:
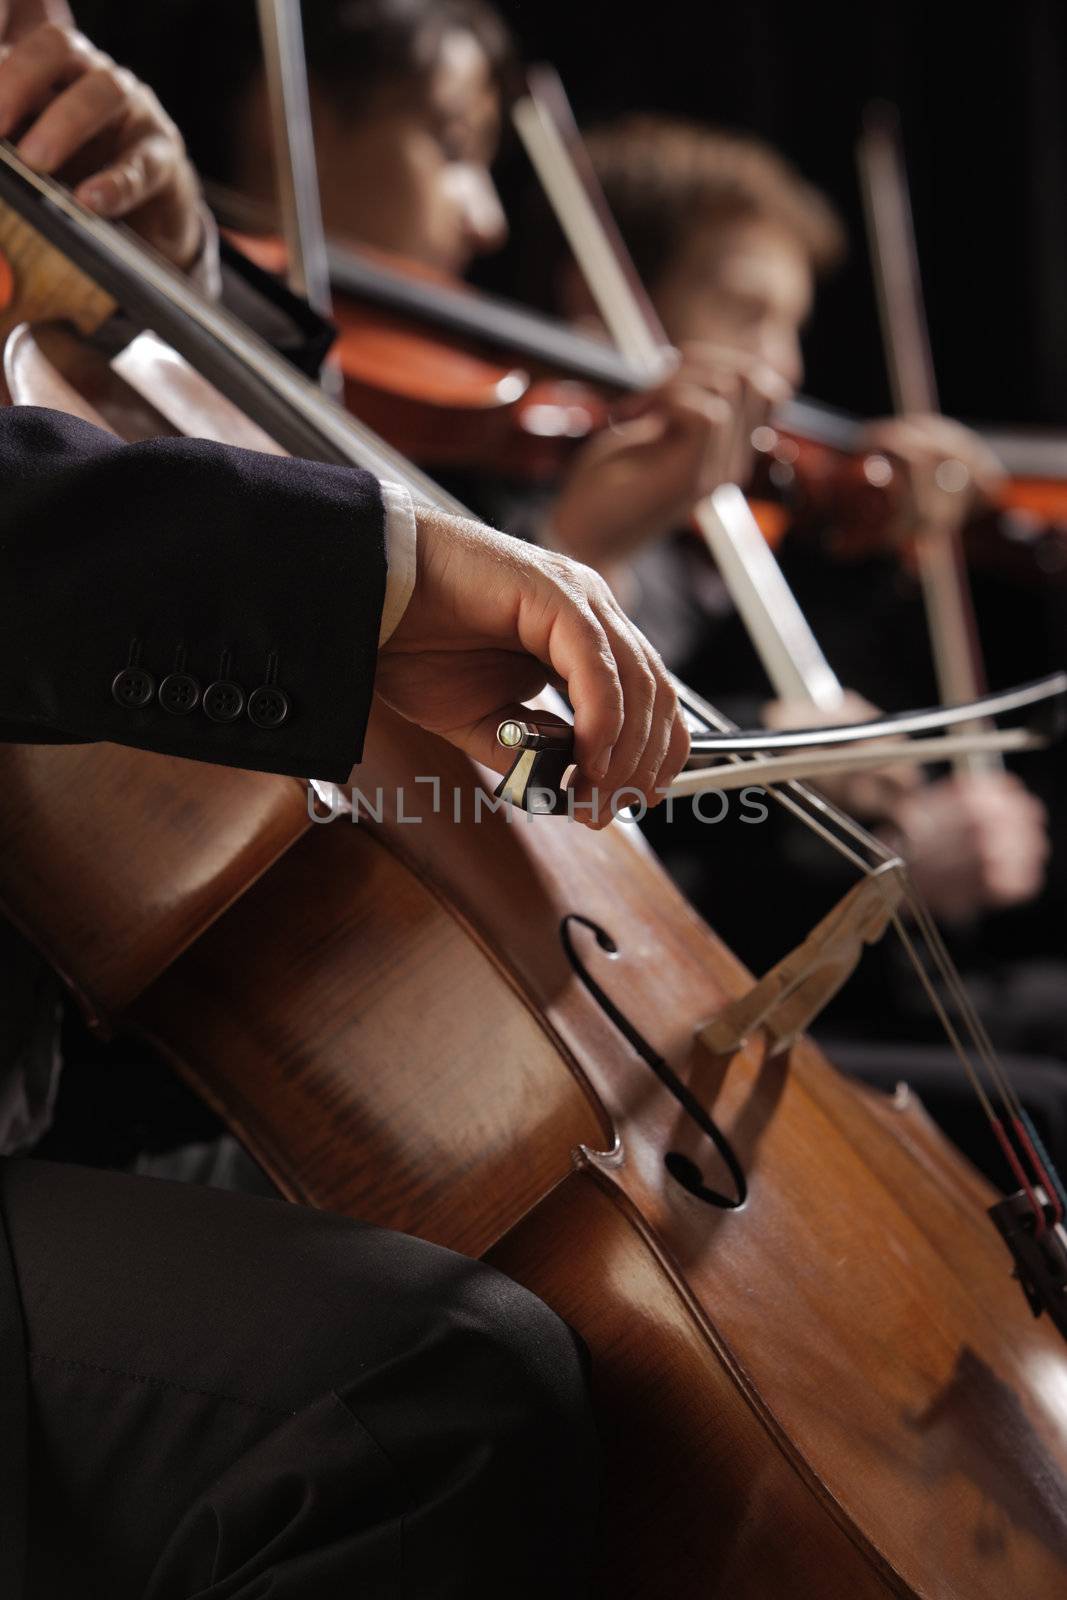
[314,28,507,276]
[653,217,814,394]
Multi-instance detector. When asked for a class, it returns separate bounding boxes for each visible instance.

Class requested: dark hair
[582,115,846,289]
[144,0,515,186]
[302,0,516,115]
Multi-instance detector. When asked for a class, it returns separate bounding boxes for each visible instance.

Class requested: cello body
[4,694,1067,1596]
[2,206,1067,1597]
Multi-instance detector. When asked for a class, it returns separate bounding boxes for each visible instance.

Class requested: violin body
[3,180,1067,1599]
[230,229,609,477]
[754,414,1067,584]
[333,299,608,477]
[224,227,1067,589]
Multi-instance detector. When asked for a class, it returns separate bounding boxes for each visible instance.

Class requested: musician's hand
[762,690,922,816]
[548,369,732,581]
[855,414,1005,541]
[548,347,785,583]
[376,506,691,824]
[673,342,788,486]
[0,23,204,268]
[882,771,1048,922]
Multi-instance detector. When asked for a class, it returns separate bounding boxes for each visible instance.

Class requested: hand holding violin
[377,506,691,823]
[855,413,1005,542]
[547,347,783,582]
[0,18,204,268]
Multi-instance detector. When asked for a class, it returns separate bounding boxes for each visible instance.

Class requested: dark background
[487,0,1067,429]
[76,0,1067,429]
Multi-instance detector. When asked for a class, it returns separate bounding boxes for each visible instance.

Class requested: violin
[2,125,1067,1600]
[225,222,625,477]
[213,195,1067,593]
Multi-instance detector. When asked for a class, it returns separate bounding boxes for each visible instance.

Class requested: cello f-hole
[560,913,747,1209]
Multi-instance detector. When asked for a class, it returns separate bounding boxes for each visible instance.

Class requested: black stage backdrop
[74,0,1067,429]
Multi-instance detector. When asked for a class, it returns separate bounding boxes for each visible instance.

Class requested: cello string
[674,673,1052,1208]
[903,885,1065,1218]
[901,877,1059,1209]
[888,894,1048,1227]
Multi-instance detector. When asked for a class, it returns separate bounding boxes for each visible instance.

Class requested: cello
[1,133,1067,1600]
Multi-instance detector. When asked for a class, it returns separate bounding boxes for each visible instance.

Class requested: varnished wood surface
[489,1172,896,1599]
[128,702,1067,1599]
[0,741,308,1022]
[132,817,608,1254]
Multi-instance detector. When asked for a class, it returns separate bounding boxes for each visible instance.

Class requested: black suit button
[111,667,155,709]
[159,672,201,715]
[203,680,245,723]
[247,685,290,729]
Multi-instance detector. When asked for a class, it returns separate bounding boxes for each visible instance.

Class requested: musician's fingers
[592,599,686,818]
[15,58,129,170]
[75,127,178,218]
[0,21,92,138]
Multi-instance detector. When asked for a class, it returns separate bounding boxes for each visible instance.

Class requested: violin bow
[513,65,847,715]
[856,104,996,771]
[254,0,341,397]
[493,672,1066,809]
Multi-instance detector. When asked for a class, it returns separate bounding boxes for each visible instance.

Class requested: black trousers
[0,1159,599,1599]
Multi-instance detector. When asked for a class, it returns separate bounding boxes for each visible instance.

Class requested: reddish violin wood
[230,229,607,477]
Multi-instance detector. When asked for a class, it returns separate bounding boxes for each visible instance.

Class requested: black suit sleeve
[0,406,388,782]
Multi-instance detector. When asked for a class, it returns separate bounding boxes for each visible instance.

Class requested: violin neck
[0,140,463,516]
[327,241,645,393]
[202,178,646,395]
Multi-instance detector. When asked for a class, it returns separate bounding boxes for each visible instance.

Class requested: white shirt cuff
[378,480,417,644]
